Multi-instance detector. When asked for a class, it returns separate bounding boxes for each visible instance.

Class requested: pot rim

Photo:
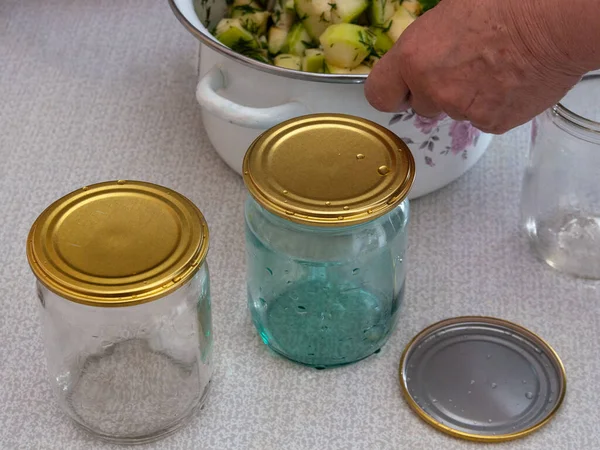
[168,0,367,84]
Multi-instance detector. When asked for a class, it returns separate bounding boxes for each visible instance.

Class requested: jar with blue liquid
[243,114,415,368]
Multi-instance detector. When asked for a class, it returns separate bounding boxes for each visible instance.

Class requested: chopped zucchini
[238,11,271,35]
[386,7,415,42]
[366,55,380,67]
[330,0,370,24]
[282,22,313,56]
[273,0,295,31]
[268,26,289,55]
[370,27,393,56]
[294,0,333,41]
[231,0,263,16]
[325,62,371,74]
[212,0,439,73]
[274,54,302,70]
[400,0,421,15]
[215,18,260,50]
[319,23,373,69]
[302,49,325,72]
[369,0,395,26]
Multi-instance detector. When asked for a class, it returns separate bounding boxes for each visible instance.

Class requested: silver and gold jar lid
[399,317,567,443]
[242,113,415,226]
[26,180,209,307]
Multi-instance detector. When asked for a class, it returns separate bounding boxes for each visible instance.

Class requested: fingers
[407,91,442,118]
[364,51,410,113]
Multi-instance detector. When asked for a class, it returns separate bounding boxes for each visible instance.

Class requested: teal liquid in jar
[242,114,415,368]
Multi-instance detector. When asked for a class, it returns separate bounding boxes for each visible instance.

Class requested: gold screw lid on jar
[242,114,415,227]
[26,180,209,307]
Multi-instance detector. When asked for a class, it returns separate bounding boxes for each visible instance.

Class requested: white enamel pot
[169,0,493,199]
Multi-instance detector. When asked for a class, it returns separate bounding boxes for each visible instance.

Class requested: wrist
[502,0,600,76]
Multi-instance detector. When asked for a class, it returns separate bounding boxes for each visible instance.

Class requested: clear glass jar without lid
[243,114,415,368]
[520,71,600,278]
[26,180,213,444]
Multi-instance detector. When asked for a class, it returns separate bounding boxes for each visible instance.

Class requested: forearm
[503,0,600,75]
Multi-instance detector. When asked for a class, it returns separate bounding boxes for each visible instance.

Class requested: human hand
[364,0,594,134]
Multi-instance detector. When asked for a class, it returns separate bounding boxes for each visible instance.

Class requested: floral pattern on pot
[389,111,481,167]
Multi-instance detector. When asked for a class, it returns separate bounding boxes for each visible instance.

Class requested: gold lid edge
[242,114,416,227]
[398,316,567,443]
[26,180,210,307]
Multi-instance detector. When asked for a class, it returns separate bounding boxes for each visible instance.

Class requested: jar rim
[554,72,600,135]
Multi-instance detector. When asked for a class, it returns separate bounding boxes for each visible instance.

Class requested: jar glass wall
[245,196,409,367]
[520,72,600,278]
[26,180,213,444]
[37,266,213,443]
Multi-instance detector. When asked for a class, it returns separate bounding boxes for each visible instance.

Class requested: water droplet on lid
[283,190,288,195]
[244,170,249,175]
[448,398,452,403]
[325,201,331,206]
[338,216,344,220]
[378,165,390,175]
[117,180,126,185]
[259,298,267,306]
[406,377,411,382]
[467,391,472,394]
[284,200,288,203]
[487,354,492,359]
[470,380,475,385]
[367,209,373,214]
[525,392,534,399]
[266,267,273,275]
[522,380,527,384]
[488,419,493,423]
[352,268,360,274]
[81,186,89,191]
[432,398,437,403]
[548,398,553,403]
[285,210,295,215]
[343,206,349,210]
[414,395,418,400]
[491,383,497,389]
[356,153,365,160]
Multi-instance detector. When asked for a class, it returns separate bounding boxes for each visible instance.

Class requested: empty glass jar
[27,180,213,444]
[243,114,415,368]
[520,72,600,278]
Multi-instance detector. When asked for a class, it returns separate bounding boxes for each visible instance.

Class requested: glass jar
[520,72,600,278]
[243,114,415,368]
[26,180,213,444]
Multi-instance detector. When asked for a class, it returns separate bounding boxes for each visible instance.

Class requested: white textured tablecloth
[2,1,599,449]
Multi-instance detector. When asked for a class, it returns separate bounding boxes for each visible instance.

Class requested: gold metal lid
[399,316,567,443]
[242,114,415,227]
[26,180,209,307]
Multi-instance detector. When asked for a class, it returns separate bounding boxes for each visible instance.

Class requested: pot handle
[196,66,309,129]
